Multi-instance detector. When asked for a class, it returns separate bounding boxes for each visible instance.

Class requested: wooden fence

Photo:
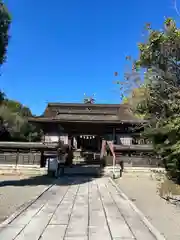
[105,144,162,167]
[0,142,162,168]
[0,152,41,165]
[0,142,59,167]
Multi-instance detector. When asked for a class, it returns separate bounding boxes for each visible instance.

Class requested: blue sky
[1,0,178,115]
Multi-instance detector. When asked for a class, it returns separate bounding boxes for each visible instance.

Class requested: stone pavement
[0,177,164,240]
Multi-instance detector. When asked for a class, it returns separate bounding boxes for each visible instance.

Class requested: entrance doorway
[64,135,103,177]
[71,135,100,152]
[77,135,99,152]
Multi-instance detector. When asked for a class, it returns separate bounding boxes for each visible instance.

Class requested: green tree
[0,99,42,142]
[124,18,180,181]
[4,99,33,117]
[122,86,147,119]
[0,1,11,65]
[0,90,5,103]
[0,3,41,141]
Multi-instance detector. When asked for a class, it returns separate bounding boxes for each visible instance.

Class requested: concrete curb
[0,183,54,228]
[109,177,166,240]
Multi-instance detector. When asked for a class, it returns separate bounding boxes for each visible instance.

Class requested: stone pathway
[0,177,164,240]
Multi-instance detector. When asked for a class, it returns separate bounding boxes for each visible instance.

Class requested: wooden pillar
[113,127,116,142]
[16,149,19,166]
[73,136,78,149]
[67,135,73,166]
[98,136,101,151]
[68,136,72,149]
[40,150,45,168]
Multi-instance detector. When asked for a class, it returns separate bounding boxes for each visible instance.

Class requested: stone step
[64,166,102,177]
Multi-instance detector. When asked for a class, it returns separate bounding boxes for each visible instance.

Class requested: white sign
[44,135,59,143]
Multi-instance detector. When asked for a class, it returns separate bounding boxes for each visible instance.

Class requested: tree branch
[173,0,180,17]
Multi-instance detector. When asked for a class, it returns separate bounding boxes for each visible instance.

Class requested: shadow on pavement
[0,166,103,187]
[0,175,97,187]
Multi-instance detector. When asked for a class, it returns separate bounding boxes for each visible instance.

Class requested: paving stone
[9,202,45,227]
[14,205,56,240]
[0,226,22,240]
[41,224,67,239]
[50,184,79,225]
[14,185,69,240]
[64,237,88,240]
[0,177,160,240]
[97,178,135,239]
[105,178,155,240]
[65,182,89,238]
[14,184,68,224]
[89,226,111,240]
[89,180,111,240]
[113,238,136,240]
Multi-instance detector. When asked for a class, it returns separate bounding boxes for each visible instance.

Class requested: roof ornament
[83,93,95,104]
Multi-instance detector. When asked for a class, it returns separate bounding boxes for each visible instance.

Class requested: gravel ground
[116,174,180,240]
[0,174,54,223]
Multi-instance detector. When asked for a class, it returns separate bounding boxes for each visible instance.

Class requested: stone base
[103,166,166,178]
[0,164,47,175]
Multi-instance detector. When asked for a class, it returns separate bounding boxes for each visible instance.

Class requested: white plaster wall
[44,134,68,144]
[59,134,68,144]
[116,134,132,145]
[44,135,58,143]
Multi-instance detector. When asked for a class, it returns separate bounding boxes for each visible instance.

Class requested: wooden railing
[0,141,58,150]
[105,144,162,168]
[114,144,153,151]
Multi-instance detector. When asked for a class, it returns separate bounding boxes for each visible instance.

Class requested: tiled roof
[29,102,145,123]
[54,114,120,122]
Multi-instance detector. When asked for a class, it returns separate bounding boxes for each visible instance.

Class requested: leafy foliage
[0,90,5,103]
[3,99,32,117]
[123,18,180,182]
[0,1,11,65]
[0,3,41,141]
[0,96,43,141]
[122,86,147,119]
